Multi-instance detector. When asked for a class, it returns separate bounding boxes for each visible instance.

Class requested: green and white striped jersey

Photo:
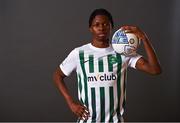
[60,43,142,123]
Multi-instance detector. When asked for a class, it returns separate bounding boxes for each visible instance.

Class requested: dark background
[0,0,180,121]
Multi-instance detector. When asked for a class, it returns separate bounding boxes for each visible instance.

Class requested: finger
[124,26,140,33]
[79,108,85,116]
[83,110,89,116]
[82,107,90,117]
[78,109,89,119]
[124,30,133,33]
[79,112,88,121]
[84,109,90,117]
[120,25,135,30]
[81,113,89,121]
[84,111,90,121]
[80,107,90,121]
[81,105,90,113]
[80,116,86,121]
[120,26,128,31]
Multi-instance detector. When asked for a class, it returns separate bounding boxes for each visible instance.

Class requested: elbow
[53,71,58,85]
[150,67,162,75]
[151,70,162,75]
[53,68,61,84]
[53,72,57,82]
[53,67,66,84]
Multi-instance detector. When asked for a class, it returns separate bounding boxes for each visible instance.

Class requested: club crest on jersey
[109,56,118,64]
[87,73,117,82]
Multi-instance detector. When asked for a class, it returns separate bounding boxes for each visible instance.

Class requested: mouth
[98,34,106,37]
[98,33,107,37]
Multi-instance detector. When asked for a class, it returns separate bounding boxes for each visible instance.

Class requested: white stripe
[105,86,110,122]
[120,69,125,112]
[87,86,93,122]
[113,62,118,116]
[103,55,109,72]
[77,74,81,101]
[88,81,115,87]
[120,56,127,114]
[80,74,85,103]
[84,50,90,74]
[113,113,118,123]
[93,54,99,73]
[95,87,101,121]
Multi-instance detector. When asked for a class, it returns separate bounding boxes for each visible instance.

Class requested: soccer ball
[112,29,140,56]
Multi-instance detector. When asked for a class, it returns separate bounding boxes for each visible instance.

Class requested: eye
[103,23,108,26]
[92,22,110,28]
[103,23,110,28]
[92,23,100,27]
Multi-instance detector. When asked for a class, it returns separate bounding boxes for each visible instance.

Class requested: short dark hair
[89,8,114,28]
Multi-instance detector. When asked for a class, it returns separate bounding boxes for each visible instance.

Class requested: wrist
[63,93,73,103]
[66,97,74,106]
[140,36,149,43]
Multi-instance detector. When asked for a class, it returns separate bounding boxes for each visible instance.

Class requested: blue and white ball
[112,29,140,56]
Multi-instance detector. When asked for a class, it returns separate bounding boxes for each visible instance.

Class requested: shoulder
[75,43,90,50]
[67,43,90,55]
[73,43,91,54]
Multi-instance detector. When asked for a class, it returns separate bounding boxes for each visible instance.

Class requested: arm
[121,26,162,75]
[136,37,162,75]
[53,67,89,120]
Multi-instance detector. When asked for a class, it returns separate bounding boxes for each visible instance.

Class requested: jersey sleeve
[128,53,142,69]
[59,48,78,76]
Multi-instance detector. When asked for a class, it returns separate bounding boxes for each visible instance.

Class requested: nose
[98,24,105,31]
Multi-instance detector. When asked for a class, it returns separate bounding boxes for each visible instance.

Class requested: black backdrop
[0,0,180,121]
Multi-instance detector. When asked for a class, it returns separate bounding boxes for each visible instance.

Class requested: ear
[89,27,93,33]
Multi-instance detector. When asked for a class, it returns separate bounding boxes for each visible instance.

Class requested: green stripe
[91,88,96,121]
[107,55,113,72]
[78,74,83,103]
[79,50,88,107]
[89,55,94,73]
[100,87,105,122]
[78,74,82,93]
[98,58,104,72]
[109,86,114,122]
[116,53,122,116]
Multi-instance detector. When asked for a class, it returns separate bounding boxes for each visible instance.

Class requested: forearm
[142,37,160,66]
[53,68,90,120]
[53,68,74,105]
[141,36,162,74]
[56,79,73,104]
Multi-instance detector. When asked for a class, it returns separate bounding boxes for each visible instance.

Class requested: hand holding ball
[112,28,140,56]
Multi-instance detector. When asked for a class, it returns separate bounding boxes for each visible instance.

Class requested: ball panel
[126,33,139,48]
[112,44,126,54]
[111,28,140,56]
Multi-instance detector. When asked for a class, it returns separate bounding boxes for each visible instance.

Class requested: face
[90,15,112,42]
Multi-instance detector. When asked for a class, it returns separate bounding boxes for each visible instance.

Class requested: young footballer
[53,8,161,123]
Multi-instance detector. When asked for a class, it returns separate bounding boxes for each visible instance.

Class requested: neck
[91,39,109,48]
